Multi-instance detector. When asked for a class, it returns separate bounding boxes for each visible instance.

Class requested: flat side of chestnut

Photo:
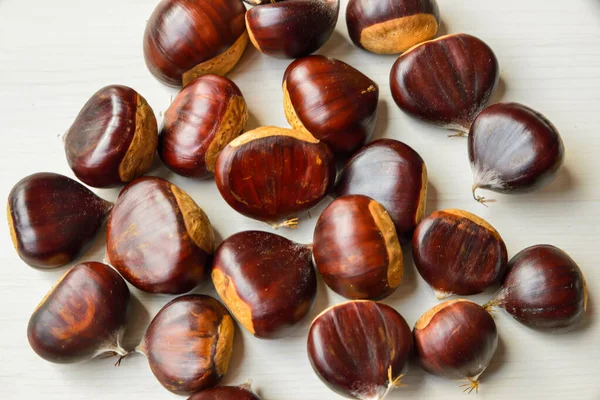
[188,385,261,400]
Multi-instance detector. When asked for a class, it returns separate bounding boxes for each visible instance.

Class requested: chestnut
[412,209,508,299]
[188,383,260,400]
[307,300,413,400]
[64,85,158,188]
[212,230,316,338]
[143,0,248,86]
[159,75,249,178]
[215,126,336,228]
[469,102,565,203]
[346,0,440,54]
[313,195,403,300]
[283,55,379,155]
[106,177,214,294]
[246,0,339,59]
[137,295,235,395]
[486,245,587,331]
[390,33,499,133]
[335,138,427,242]
[244,0,285,4]
[28,262,130,364]
[414,299,498,393]
[7,173,112,269]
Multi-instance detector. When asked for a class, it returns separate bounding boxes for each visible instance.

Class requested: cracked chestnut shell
[64,85,158,188]
[336,138,427,242]
[144,0,248,86]
[313,195,403,300]
[159,75,249,179]
[412,209,508,299]
[188,384,261,400]
[138,295,235,395]
[7,173,112,269]
[212,230,316,338]
[346,0,440,54]
[390,33,499,133]
[106,177,214,294]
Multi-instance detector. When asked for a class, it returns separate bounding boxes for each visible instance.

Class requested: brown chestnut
[28,262,130,364]
[469,103,565,204]
[412,209,508,299]
[283,55,379,155]
[137,295,235,395]
[188,383,261,400]
[244,0,285,4]
[143,0,248,87]
[7,173,112,269]
[313,195,403,300]
[215,126,336,228]
[212,230,316,338]
[336,138,427,242]
[64,85,158,188]
[486,245,587,331]
[390,33,499,133]
[346,0,440,54]
[159,75,249,178]
[308,300,413,400]
[246,0,339,59]
[106,177,214,294]
[414,299,498,393]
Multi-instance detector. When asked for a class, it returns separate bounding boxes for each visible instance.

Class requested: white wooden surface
[1,0,599,399]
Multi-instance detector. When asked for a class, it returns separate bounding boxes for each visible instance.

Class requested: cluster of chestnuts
[7,0,587,399]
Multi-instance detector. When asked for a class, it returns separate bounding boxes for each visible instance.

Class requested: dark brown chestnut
[212,230,316,338]
[469,103,565,203]
[106,177,214,294]
[283,55,379,155]
[486,245,587,331]
[244,0,285,4]
[308,300,413,400]
[412,209,508,299]
[159,75,249,178]
[188,383,261,400]
[143,0,248,87]
[246,0,339,59]
[313,195,403,300]
[390,33,499,133]
[137,295,235,395]
[336,138,427,242]
[7,173,112,269]
[28,262,130,364]
[215,126,336,228]
[414,299,498,393]
[64,85,158,188]
[346,0,440,54]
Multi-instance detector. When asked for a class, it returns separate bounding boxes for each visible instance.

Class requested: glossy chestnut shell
[28,262,130,363]
[7,173,112,269]
[188,384,260,400]
[212,230,316,338]
[412,209,508,298]
[159,75,249,178]
[106,177,214,294]
[283,55,379,155]
[313,195,403,300]
[244,0,285,4]
[336,138,427,241]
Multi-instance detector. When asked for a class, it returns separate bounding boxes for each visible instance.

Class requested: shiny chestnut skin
[7,173,112,269]
[215,126,336,228]
[144,0,248,87]
[64,85,158,188]
[138,295,235,395]
[346,0,440,54]
[390,33,499,133]
[246,0,339,59]
[412,209,508,299]
[159,75,249,178]
[308,301,413,400]
[244,0,286,4]
[283,55,379,155]
[336,139,427,242]
[313,195,403,300]
[212,230,316,338]
[28,262,130,363]
[106,177,214,294]
[188,384,260,400]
